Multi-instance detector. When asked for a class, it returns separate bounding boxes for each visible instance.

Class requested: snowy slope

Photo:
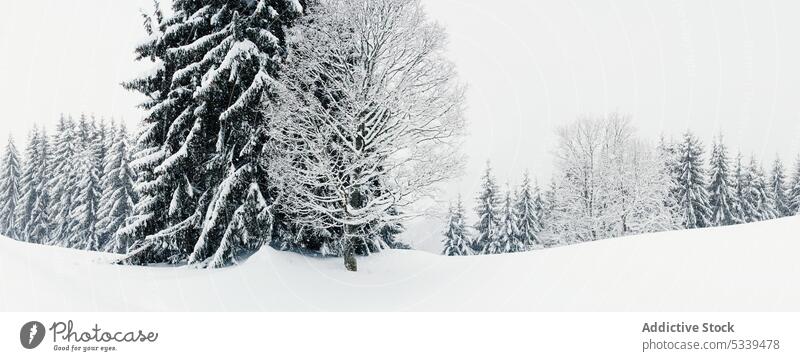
[1,216,798,311]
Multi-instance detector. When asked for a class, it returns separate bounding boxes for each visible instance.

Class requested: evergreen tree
[673,131,712,229]
[707,136,738,226]
[66,142,103,250]
[769,157,791,217]
[0,136,22,237]
[29,129,52,244]
[474,162,502,254]
[378,208,409,250]
[743,156,776,222]
[514,171,540,249]
[27,187,52,245]
[120,0,306,267]
[98,126,138,253]
[93,117,111,174]
[788,156,800,216]
[48,115,81,242]
[532,181,546,230]
[115,2,183,263]
[538,179,561,246]
[731,153,751,223]
[497,187,520,253]
[657,134,681,207]
[28,130,52,245]
[14,128,49,243]
[442,195,471,256]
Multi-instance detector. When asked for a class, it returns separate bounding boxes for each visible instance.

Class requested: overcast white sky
[2,0,799,251]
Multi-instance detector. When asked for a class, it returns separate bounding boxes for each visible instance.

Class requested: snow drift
[1,216,798,311]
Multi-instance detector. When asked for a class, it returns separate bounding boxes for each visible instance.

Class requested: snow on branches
[272,0,465,270]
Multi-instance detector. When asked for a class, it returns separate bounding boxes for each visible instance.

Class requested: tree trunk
[343,235,357,272]
[342,187,364,272]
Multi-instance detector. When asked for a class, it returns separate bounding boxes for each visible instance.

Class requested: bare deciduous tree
[545,114,677,244]
[271,0,466,271]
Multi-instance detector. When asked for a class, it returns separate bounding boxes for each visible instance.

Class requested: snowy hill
[1,216,798,311]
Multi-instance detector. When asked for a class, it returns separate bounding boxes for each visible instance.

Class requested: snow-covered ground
[1,216,798,311]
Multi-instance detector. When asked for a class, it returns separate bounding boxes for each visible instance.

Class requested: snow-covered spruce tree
[120,0,306,267]
[66,139,104,250]
[731,153,751,223]
[75,113,93,146]
[657,134,681,206]
[789,156,800,215]
[98,126,138,253]
[378,208,410,250]
[48,115,81,243]
[0,136,22,237]
[532,181,545,226]
[14,128,48,243]
[273,0,464,271]
[673,131,711,229]
[116,2,191,264]
[769,157,791,218]
[707,135,739,226]
[13,130,38,241]
[473,163,502,254]
[514,171,540,250]
[27,131,53,246]
[538,179,563,246]
[497,186,521,253]
[743,156,776,222]
[442,196,471,256]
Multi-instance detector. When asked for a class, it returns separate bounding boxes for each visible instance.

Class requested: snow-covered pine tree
[789,156,800,216]
[48,115,81,242]
[14,128,42,242]
[13,130,38,241]
[116,2,190,264]
[378,208,409,250]
[769,157,791,217]
[120,0,306,267]
[673,131,712,229]
[731,152,751,223]
[474,163,502,254]
[75,114,95,150]
[531,184,548,246]
[707,135,739,226]
[538,179,561,246]
[93,117,111,172]
[95,120,120,243]
[743,156,776,222]
[15,128,51,243]
[442,195,471,256]
[657,134,681,207]
[27,130,52,245]
[27,185,52,245]
[532,180,546,231]
[514,171,540,250]
[66,139,103,250]
[497,186,520,253]
[98,125,138,253]
[0,136,22,237]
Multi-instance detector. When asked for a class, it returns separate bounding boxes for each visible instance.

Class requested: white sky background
[1,0,799,252]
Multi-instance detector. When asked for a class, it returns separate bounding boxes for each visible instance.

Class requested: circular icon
[20,321,46,349]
